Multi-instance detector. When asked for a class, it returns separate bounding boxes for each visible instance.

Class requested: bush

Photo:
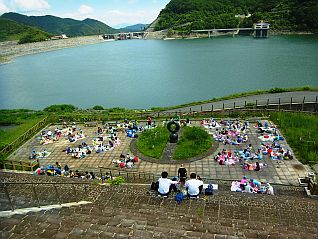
[44,104,77,113]
[269,88,288,93]
[92,105,104,110]
[107,176,125,185]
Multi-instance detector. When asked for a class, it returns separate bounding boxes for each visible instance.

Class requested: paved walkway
[162,91,318,113]
[7,120,310,185]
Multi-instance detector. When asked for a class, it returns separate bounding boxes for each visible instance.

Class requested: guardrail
[1,159,39,171]
[0,116,50,157]
[98,167,157,182]
[0,182,90,211]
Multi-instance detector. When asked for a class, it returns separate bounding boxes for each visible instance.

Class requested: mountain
[118,24,149,32]
[0,18,50,43]
[155,0,318,32]
[1,12,118,36]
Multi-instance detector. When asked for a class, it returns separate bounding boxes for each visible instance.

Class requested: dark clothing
[178,167,187,178]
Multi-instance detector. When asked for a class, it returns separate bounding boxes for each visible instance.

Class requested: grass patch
[270,112,318,165]
[174,126,212,160]
[136,127,170,159]
[0,109,45,150]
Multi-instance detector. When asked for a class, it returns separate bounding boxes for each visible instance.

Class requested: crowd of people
[112,153,139,169]
[205,118,249,145]
[231,176,274,195]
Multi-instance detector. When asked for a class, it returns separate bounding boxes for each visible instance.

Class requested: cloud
[61,4,95,21]
[101,9,160,26]
[0,0,9,13]
[11,0,50,11]
[78,4,94,15]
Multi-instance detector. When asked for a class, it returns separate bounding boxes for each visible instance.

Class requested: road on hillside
[162,91,318,113]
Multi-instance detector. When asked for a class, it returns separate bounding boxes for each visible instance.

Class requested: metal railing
[1,159,39,171]
[0,116,50,157]
[98,167,157,182]
[0,181,90,211]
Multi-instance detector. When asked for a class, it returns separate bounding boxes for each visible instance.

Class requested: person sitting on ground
[178,164,187,179]
[158,171,178,197]
[185,173,204,198]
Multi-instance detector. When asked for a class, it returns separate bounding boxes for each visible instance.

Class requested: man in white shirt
[185,173,203,197]
[158,171,178,197]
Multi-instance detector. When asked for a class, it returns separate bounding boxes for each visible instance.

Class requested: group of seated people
[65,142,93,159]
[67,129,85,143]
[40,128,63,145]
[214,145,264,166]
[33,162,101,180]
[258,142,293,160]
[29,149,51,159]
[112,153,139,169]
[210,119,249,145]
[241,161,267,171]
[214,149,240,165]
[231,176,274,195]
[155,171,206,198]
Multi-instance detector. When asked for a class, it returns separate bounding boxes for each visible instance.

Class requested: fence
[2,159,39,171]
[98,167,157,182]
[0,182,90,211]
[1,95,317,164]
[0,116,50,157]
[155,96,318,118]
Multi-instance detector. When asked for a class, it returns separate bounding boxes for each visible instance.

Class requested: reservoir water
[0,35,317,110]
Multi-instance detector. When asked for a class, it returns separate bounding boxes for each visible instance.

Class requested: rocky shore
[0,35,102,64]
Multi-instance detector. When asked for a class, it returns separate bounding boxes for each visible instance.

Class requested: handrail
[0,182,91,185]
[2,159,39,171]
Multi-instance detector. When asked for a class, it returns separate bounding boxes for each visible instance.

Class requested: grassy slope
[270,112,318,165]
[0,18,49,42]
[0,110,45,150]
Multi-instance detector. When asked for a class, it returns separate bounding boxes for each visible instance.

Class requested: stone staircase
[1,173,318,239]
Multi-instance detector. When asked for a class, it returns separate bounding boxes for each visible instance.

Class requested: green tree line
[155,0,318,32]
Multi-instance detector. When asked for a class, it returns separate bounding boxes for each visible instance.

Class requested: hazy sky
[0,0,171,27]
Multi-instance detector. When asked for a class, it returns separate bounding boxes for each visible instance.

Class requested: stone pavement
[7,120,309,185]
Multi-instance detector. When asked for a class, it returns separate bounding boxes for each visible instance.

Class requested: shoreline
[1,32,316,64]
[0,35,103,64]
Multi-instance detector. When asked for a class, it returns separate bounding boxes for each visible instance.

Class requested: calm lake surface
[0,35,318,110]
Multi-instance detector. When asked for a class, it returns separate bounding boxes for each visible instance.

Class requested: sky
[0,0,171,27]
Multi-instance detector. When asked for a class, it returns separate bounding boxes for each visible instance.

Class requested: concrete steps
[1,173,318,238]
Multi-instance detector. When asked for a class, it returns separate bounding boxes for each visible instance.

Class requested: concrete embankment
[0,35,102,64]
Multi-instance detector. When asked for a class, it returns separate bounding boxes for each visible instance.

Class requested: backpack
[205,184,213,195]
[175,192,185,204]
[151,181,159,191]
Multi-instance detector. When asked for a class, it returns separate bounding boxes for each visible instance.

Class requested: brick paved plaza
[7,119,310,185]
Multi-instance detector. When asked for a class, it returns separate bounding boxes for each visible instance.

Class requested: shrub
[269,88,288,93]
[107,176,125,185]
[92,105,104,110]
[44,104,77,113]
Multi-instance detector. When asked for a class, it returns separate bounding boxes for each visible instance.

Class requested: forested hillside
[0,18,50,43]
[1,12,118,36]
[155,0,318,32]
